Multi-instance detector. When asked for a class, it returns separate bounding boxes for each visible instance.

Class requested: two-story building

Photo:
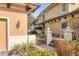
[37,3,79,40]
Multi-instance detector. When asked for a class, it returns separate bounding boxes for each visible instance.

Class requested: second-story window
[62,3,66,11]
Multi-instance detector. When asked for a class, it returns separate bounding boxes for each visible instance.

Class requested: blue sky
[32,3,51,17]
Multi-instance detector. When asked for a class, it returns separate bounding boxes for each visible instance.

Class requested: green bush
[12,44,22,51]
[12,43,35,52]
[36,34,45,44]
[37,34,45,40]
[28,30,37,34]
[22,49,57,56]
[55,40,79,56]
[50,39,58,47]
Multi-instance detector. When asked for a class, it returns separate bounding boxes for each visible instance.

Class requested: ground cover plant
[21,49,57,56]
[11,43,36,55]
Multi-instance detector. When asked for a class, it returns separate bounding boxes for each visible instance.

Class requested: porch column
[64,26,72,40]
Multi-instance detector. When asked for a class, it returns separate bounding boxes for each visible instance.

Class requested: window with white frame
[62,3,67,11]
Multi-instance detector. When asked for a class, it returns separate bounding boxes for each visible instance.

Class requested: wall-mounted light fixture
[16,20,20,29]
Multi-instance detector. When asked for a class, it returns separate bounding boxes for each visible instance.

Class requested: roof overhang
[0,3,40,13]
[38,8,79,25]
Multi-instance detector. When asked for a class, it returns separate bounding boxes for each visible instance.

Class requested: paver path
[35,44,56,52]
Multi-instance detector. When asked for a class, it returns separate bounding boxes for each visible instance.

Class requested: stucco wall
[45,4,68,21]
[45,17,69,37]
[8,35,36,50]
[69,3,79,12]
[0,9,27,36]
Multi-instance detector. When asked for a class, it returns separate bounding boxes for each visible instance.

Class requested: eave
[38,8,79,25]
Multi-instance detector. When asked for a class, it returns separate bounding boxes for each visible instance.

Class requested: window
[61,22,67,29]
[62,4,66,11]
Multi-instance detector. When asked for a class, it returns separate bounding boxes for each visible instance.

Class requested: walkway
[35,44,56,52]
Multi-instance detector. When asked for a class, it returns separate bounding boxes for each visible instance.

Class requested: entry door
[0,19,7,52]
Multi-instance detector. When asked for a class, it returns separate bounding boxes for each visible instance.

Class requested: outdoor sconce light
[16,20,20,29]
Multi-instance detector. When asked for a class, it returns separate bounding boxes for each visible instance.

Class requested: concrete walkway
[35,44,56,52]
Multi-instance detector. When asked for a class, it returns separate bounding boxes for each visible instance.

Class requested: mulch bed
[0,49,18,56]
[0,47,39,56]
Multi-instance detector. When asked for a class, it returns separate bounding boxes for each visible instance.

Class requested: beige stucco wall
[45,14,78,37]
[45,19,65,35]
[0,10,27,36]
[45,4,68,21]
[68,3,79,12]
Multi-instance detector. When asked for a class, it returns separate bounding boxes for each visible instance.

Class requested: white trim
[60,4,68,14]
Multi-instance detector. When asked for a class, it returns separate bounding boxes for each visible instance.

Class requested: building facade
[37,3,79,39]
[0,3,40,52]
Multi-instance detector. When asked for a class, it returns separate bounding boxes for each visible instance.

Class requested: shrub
[12,43,35,55]
[55,40,72,56]
[55,40,79,56]
[36,34,45,45]
[50,39,58,47]
[21,49,57,56]
[71,40,79,56]
[28,30,37,34]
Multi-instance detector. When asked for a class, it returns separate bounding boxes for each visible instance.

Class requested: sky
[32,3,51,18]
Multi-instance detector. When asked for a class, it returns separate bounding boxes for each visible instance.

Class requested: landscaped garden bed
[2,39,79,56]
[0,43,37,56]
[21,49,57,56]
[3,42,57,56]
[50,39,79,56]
[11,43,37,56]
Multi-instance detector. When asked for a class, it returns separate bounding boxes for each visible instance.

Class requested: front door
[0,19,7,52]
